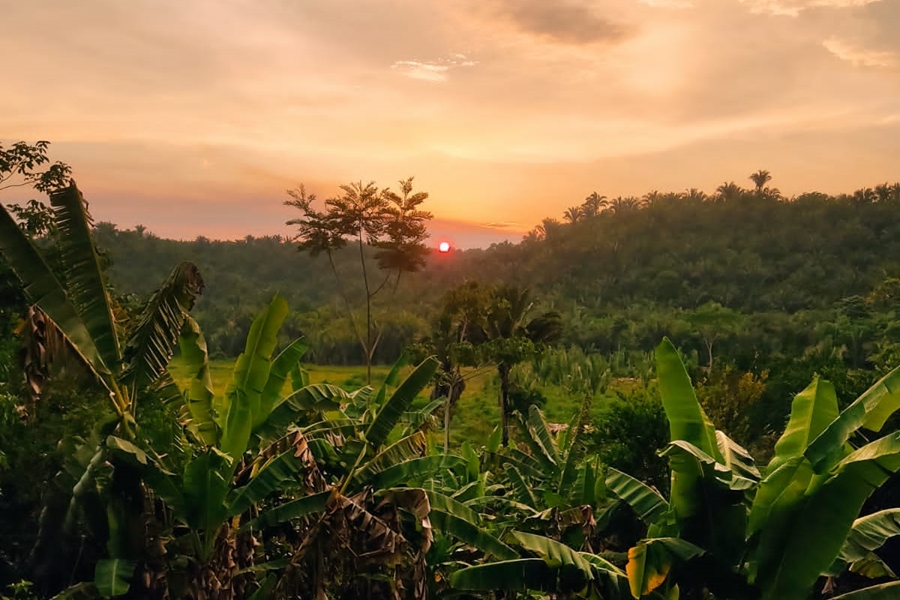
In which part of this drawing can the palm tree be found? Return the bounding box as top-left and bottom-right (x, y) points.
(482, 286), (562, 446)
(608, 196), (641, 214)
(716, 181), (743, 203)
(749, 170), (772, 191)
(563, 206), (582, 224)
(683, 188), (708, 203)
(581, 192), (607, 217)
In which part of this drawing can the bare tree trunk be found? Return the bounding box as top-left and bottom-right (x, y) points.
(499, 363), (511, 447)
(357, 231), (373, 384)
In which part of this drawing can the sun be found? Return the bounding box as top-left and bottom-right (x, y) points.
(438, 241), (451, 253)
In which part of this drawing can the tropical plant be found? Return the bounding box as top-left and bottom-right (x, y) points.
(606, 338), (900, 600)
(481, 285), (562, 446)
(0, 181), (205, 596)
(284, 178), (433, 383)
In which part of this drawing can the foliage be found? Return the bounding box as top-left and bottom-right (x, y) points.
(589, 388), (670, 493)
(284, 178), (433, 383)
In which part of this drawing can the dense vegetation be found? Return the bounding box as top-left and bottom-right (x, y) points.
(4, 142), (900, 599)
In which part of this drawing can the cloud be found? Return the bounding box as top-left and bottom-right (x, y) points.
(487, 0), (630, 45)
(739, 0), (885, 16)
(391, 54), (478, 83)
(482, 222), (521, 229)
(639, 0), (694, 8)
(823, 37), (896, 67)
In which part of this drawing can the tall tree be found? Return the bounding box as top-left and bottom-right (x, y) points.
(749, 169), (772, 191)
(482, 285), (562, 446)
(285, 178), (432, 383)
(581, 192), (607, 217)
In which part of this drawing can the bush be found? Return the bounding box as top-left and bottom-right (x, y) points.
(588, 388), (669, 493)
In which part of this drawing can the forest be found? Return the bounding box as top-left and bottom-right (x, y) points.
(3, 140), (900, 599)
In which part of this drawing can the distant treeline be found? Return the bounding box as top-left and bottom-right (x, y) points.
(93, 180), (900, 364)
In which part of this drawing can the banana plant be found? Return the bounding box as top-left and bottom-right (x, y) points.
(0, 182), (204, 597)
(606, 338), (900, 600)
(110, 294), (454, 599)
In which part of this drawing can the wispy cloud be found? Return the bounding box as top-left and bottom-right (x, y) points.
(482, 222), (522, 229)
(391, 54), (477, 83)
(740, 0), (885, 17)
(639, 0), (694, 8)
(823, 37), (896, 67)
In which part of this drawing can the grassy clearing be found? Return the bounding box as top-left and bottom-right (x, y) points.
(167, 358), (623, 447)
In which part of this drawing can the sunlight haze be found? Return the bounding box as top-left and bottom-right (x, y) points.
(3, 0), (899, 246)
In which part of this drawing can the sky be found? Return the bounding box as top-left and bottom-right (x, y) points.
(2, 0), (899, 247)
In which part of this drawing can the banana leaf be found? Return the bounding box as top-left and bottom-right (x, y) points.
(121, 261), (203, 392)
(759, 432), (900, 600)
(0, 200), (108, 381)
(655, 338), (721, 462)
(221, 295), (288, 460)
(769, 377), (839, 475)
(829, 509), (900, 578)
(94, 559), (135, 598)
(830, 581), (900, 599)
(364, 356), (438, 451)
(607, 467), (669, 525)
(807, 365), (900, 474)
(427, 490), (518, 560)
(369, 455), (467, 490)
(176, 316), (217, 445)
(257, 338), (307, 429)
(50, 184), (121, 374)
(626, 538), (703, 599)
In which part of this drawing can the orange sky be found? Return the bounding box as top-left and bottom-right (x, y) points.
(2, 0), (899, 247)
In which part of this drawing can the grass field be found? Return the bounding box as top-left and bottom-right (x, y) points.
(167, 357), (620, 446)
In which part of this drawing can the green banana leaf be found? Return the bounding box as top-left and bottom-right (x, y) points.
(221, 296), (288, 464)
(105, 436), (184, 516)
(504, 463), (540, 508)
(559, 397), (592, 498)
(758, 432), (900, 600)
(807, 365), (900, 474)
(226, 451), (306, 517)
(769, 377), (839, 475)
(372, 349), (411, 406)
(182, 450), (230, 536)
(829, 509), (900, 578)
(50, 183), (121, 374)
(528, 405), (561, 466)
(715, 430), (760, 486)
(239, 490), (332, 532)
(351, 431), (427, 486)
(830, 581), (900, 599)
(0, 200), (108, 381)
(427, 490), (518, 560)
(256, 338), (307, 430)
(571, 456), (599, 508)
(486, 448), (546, 479)
(513, 413), (558, 473)
(450, 558), (561, 592)
(369, 455), (467, 490)
(655, 338), (722, 462)
(364, 356), (438, 451)
(121, 261), (203, 392)
(512, 531), (596, 576)
(661, 441), (746, 566)
(607, 467), (669, 525)
(260, 384), (351, 439)
(93, 558), (136, 598)
(177, 316), (217, 445)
